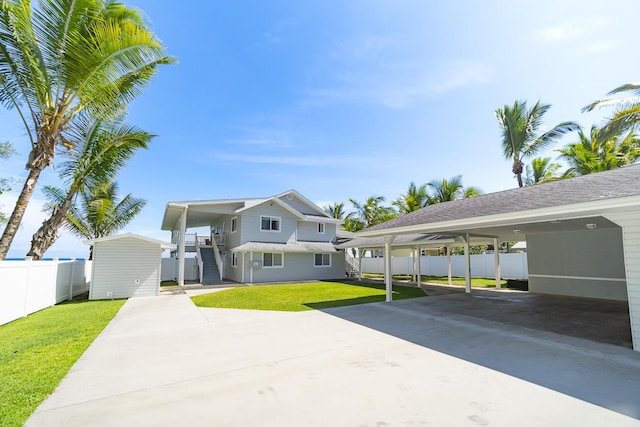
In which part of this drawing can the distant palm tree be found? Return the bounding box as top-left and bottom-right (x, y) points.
(524, 157), (562, 186)
(583, 83), (640, 136)
(393, 182), (430, 214)
(496, 100), (579, 187)
(556, 126), (640, 176)
(348, 196), (396, 230)
(323, 202), (346, 220)
(427, 176), (481, 203)
(51, 181), (146, 260)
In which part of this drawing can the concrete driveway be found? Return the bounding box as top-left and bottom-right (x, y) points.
(27, 289), (640, 426)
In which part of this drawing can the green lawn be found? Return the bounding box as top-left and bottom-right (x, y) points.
(0, 298), (125, 427)
(362, 273), (508, 288)
(191, 281), (427, 311)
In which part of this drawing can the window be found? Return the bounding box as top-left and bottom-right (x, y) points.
(260, 215), (280, 231)
(263, 252), (283, 268)
(314, 253), (331, 267)
(317, 222), (325, 234)
(231, 252), (238, 268)
(231, 216), (237, 233)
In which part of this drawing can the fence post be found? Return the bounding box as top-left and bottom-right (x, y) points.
(22, 257), (33, 318)
(69, 258), (76, 301)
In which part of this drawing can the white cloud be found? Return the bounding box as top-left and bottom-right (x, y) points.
(306, 60), (491, 109)
(534, 18), (610, 42)
(584, 41), (618, 54)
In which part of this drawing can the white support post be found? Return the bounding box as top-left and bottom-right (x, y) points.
(384, 236), (394, 302)
(463, 234), (471, 294)
(447, 246), (452, 286)
(493, 238), (501, 289)
(177, 205), (187, 286)
(249, 251), (254, 284)
(411, 248), (417, 282)
(358, 253), (362, 281)
(416, 246), (422, 286)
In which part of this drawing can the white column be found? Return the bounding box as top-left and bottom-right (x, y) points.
(464, 234), (471, 294)
(416, 246), (422, 286)
(384, 236), (394, 302)
(358, 253), (362, 281)
(177, 205), (187, 286)
(411, 247), (417, 282)
(447, 246), (452, 286)
(249, 251), (254, 284)
(493, 238), (501, 289)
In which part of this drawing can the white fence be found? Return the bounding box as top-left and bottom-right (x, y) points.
(161, 258), (198, 281)
(0, 259), (91, 326)
(361, 253), (528, 279)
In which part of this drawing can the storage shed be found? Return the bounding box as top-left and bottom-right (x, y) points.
(87, 233), (176, 300)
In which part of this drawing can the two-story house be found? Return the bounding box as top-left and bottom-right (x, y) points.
(161, 190), (346, 285)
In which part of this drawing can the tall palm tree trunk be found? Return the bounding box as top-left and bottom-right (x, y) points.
(0, 167), (43, 259)
(27, 197), (74, 260)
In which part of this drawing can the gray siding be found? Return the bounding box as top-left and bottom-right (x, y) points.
(527, 228), (627, 301)
(278, 195), (320, 215)
(90, 237), (163, 300)
(296, 221), (337, 242)
(240, 204), (297, 244)
(246, 251), (345, 283)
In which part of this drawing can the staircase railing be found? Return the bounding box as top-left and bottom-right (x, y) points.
(345, 252), (360, 278)
(195, 233), (204, 284)
(212, 240), (224, 282)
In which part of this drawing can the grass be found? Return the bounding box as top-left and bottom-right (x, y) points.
(0, 298), (125, 427)
(191, 281), (427, 312)
(362, 273), (508, 288)
(160, 280), (178, 287)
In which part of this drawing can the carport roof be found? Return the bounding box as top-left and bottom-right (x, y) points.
(359, 164), (640, 237)
(337, 233), (457, 249)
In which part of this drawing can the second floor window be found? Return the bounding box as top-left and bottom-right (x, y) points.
(317, 223), (325, 234)
(231, 216), (237, 232)
(261, 216), (280, 231)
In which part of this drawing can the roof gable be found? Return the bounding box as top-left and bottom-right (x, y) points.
(86, 233), (175, 250)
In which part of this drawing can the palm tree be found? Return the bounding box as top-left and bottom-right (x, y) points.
(49, 181), (146, 259)
(556, 126), (640, 177)
(427, 176), (481, 203)
(323, 202), (346, 220)
(583, 83), (640, 137)
(348, 196), (396, 230)
(495, 100), (579, 187)
(0, 0), (173, 259)
(0, 141), (15, 224)
(524, 157), (562, 186)
(393, 182), (430, 214)
(27, 116), (153, 259)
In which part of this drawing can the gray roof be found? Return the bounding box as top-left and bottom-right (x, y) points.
(231, 241), (338, 253)
(337, 233), (456, 249)
(363, 164), (640, 234)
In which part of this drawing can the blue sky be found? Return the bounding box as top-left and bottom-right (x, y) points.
(0, 0), (638, 258)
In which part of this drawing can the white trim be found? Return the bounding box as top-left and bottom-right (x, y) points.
(262, 252), (284, 268)
(231, 252), (238, 268)
(260, 215), (281, 232)
(317, 222), (325, 234)
(314, 253), (331, 267)
(528, 274), (626, 282)
(231, 216), (238, 233)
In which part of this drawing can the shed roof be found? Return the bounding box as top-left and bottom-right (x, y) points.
(85, 233), (176, 250)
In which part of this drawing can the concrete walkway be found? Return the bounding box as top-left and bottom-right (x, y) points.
(27, 291), (640, 426)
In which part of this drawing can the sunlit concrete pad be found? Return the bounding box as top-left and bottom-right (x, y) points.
(26, 293), (640, 426)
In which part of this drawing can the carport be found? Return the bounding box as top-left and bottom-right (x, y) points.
(356, 165), (640, 351)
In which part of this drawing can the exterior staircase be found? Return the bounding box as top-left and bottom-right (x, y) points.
(200, 247), (222, 285)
